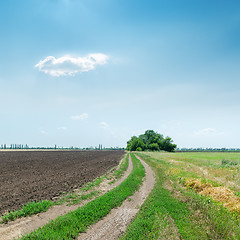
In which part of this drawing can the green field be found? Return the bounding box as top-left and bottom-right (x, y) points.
(148, 151), (240, 193)
(121, 151), (240, 239)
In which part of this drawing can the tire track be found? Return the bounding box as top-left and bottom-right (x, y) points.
(78, 154), (155, 240)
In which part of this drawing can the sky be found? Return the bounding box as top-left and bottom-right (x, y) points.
(0, 0), (240, 148)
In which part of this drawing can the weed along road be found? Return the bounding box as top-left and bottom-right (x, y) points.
(78, 154), (155, 240)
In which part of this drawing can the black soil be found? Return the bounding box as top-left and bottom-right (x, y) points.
(0, 150), (125, 215)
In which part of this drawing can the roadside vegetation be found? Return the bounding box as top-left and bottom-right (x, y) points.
(1, 154), (129, 224)
(20, 153), (145, 239)
(121, 152), (240, 239)
(1, 200), (54, 224)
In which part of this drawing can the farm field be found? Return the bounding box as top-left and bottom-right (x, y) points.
(121, 151), (240, 239)
(2, 151), (240, 239)
(0, 150), (124, 215)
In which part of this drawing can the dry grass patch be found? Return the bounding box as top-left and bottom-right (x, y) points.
(184, 179), (212, 192)
(184, 178), (240, 213)
(201, 187), (240, 212)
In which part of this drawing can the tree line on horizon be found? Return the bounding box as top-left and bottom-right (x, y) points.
(127, 130), (177, 152)
(176, 148), (240, 152)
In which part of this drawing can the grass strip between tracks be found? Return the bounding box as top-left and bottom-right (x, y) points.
(1, 154), (129, 224)
(120, 153), (240, 240)
(20, 153), (145, 239)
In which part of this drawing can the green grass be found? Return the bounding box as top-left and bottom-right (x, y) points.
(110, 153), (129, 181)
(1, 153), (129, 224)
(148, 151), (240, 193)
(120, 152), (240, 240)
(80, 153), (129, 191)
(1, 200), (54, 224)
(55, 191), (100, 206)
(20, 153), (144, 239)
(149, 151), (240, 168)
(80, 177), (104, 191)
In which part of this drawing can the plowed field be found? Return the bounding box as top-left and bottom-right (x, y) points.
(0, 150), (124, 215)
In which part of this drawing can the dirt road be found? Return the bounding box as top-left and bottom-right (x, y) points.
(79, 154), (155, 240)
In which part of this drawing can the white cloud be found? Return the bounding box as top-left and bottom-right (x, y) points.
(71, 113), (88, 120)
(100, 121), (109, 129)
(58, 126), (67, 130)
(40, 130), (48, 135)
(35, 53), (109, 77)
(195, 128), (224, 137)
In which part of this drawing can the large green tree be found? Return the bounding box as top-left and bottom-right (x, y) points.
(127, 130), (177, 152)
(126, 136), (145, 151)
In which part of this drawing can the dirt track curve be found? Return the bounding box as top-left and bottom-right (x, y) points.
(78, 154), (155, 240)
(0, 155), (133, 240)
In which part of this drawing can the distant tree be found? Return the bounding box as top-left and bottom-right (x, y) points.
(127, 130), (176, 152)
(159, 136), (177, 152)
(148, 143), (159, 151)
(126, 136), (145, 151)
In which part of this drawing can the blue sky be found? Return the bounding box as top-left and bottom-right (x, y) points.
(1, 0), (240, 148)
